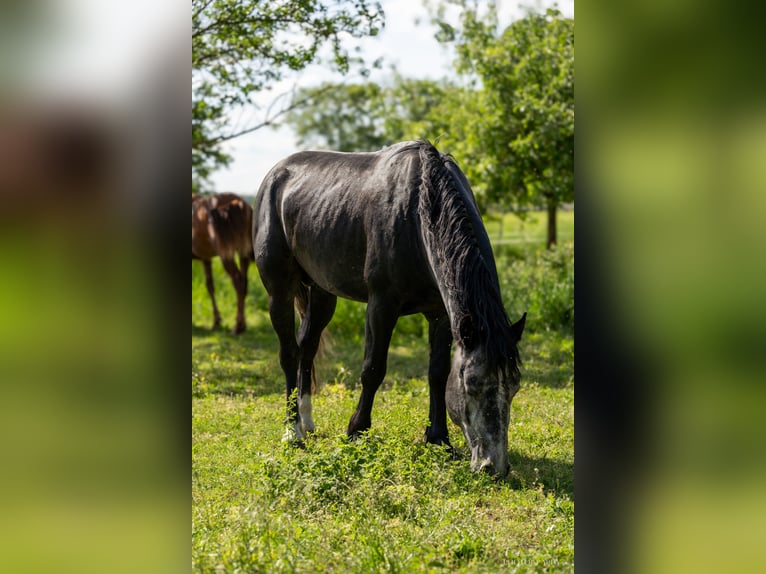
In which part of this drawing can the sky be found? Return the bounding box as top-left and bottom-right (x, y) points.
(210, 0), (574, 195)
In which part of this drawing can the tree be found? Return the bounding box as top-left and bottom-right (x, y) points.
(432, 4), (574, 248)
(285, 83), (388, 151)
(284, 76), (456, 152)
(192, 0), (384, 191)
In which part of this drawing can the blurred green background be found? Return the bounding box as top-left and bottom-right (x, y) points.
(580, 1), (766, 572)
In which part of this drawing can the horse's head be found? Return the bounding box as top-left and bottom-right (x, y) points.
(446, 312), (526, 477)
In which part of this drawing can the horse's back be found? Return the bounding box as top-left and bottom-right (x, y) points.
(253, 142), (441, 309)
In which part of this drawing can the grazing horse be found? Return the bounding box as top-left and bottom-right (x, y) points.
(252, 140), (526, 476)
(192, 192), (253, 334)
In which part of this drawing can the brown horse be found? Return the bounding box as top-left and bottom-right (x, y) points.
(192, 192), (253, 334)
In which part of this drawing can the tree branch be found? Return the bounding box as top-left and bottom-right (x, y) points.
(198, 84), (338, 146)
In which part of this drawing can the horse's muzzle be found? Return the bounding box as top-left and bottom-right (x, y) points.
(474, 458), (510, 478)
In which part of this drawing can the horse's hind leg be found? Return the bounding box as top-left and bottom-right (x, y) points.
(221, 256), (246, 334)
(296, 286), (337, 435)
(202, 260), (221, 330)
(425, 310), (453, 446)
(347, 296), (399, 438)
(264, 281), (302, 440)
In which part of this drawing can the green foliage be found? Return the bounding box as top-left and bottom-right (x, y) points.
(483, 208), (574, 246)
(192, 0), (385, 190)
(285, 83), (388, 152)
(284, 76), (457, 151)
(280, 4), (573, 243)
(431, 4), (574, 218)
(496, 241), (575, 335)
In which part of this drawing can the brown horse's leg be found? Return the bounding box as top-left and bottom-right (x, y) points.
(235, 255), (250, 333)
(239, 255), (250, 302)
(347, 296), (399, 438)
(202, 260), (221, 330)
(220, 257), (246, 334)
(424, 310), (453, 446)
(296, 286), (337, 434)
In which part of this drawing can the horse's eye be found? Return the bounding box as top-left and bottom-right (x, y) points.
(464, 374), (482, 393)
(460, 367), (480, 393)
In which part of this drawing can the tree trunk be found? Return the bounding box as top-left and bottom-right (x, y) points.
(546, 202), (557, 249)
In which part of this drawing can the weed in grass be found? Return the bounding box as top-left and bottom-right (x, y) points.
(193, 380), (574, 572)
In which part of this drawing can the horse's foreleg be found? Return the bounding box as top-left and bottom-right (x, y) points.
(347, 297), (399, 438)
(425, 311), (453, 446)
(296, 286), (337, 435)
(221, 257), (246, 334)
(202, 260), (221, 329)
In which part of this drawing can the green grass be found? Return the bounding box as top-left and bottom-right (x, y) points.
(483, 209), (574, 245)
(192, 210), (574, 573)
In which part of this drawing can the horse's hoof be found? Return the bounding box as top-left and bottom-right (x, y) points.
(425, 426), (451, 447)
(281, 426), (305, 447)
(346, 429), (364, 442)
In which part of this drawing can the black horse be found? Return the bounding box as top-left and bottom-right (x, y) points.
(252, 140), (525, 476)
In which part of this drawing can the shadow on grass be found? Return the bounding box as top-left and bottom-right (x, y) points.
(193, 312), (572, 401)
(192, 317), (286, 397)
(521, 330), (574, 389)
(318, 322), (573, 391)
(191, 323), (217, 337)
(444, 445), (574, 498)
(507, 451), (574, 498)
(324, 334), (432, 388)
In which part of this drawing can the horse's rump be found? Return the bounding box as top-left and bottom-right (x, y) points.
(206, 193), (253, 260)
(192, 194), (215, 260)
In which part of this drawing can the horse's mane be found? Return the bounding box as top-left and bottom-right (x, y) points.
(417, 141), (521, 384)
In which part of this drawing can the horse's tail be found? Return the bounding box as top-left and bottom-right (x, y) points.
(294, 283), (332, 394)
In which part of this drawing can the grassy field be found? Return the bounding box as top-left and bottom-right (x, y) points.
(192, 210), (574, 573)
(483, 209), (574, 245)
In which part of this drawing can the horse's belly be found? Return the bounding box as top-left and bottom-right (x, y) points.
(293, 244), (370, 302)
(309, 268), (369, 303)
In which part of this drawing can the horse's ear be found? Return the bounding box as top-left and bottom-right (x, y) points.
(458, 315), (476, 351)
(511, 312), (527, 342)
